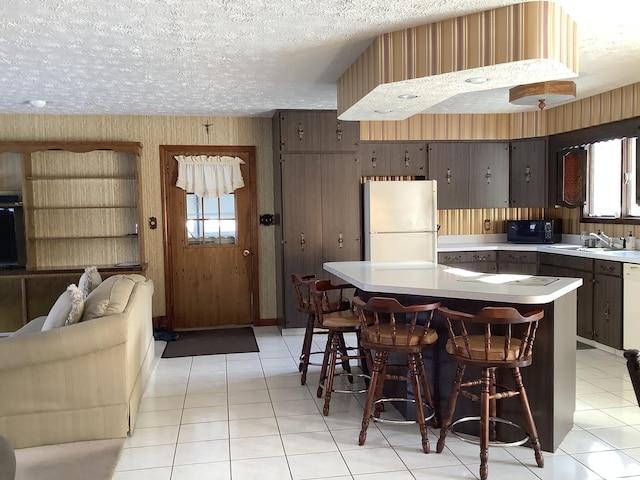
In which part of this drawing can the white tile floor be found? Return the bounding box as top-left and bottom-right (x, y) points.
(113, 327), (640, 480)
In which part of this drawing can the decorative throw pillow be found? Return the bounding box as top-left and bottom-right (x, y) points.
(78, 266), (103, 298)
(41, 284), (85, 331)
(82, 275), (137, 321)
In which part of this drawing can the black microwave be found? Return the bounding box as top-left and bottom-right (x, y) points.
(506, 220), (562, 244)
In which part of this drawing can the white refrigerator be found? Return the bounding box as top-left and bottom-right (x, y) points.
(363, 180), (438, 262)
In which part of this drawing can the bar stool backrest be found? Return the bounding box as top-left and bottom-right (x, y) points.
(308, 279), (353, 323)
(291, 273), (317, 314)
(437, 306), (544, 367)
(353, 296), (440, 347)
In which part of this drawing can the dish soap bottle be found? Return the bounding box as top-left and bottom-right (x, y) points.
(627, 231), (636, 250)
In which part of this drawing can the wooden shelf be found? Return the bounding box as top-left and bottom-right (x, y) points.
(25, 176), (136, 180)
(29, 205), (137, 210)
(30, 234), (138, 241)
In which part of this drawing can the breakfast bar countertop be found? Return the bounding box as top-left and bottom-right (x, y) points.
(323, 260), (582, 305)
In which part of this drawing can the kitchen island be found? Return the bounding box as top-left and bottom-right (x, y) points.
(324, 260), (582, 453)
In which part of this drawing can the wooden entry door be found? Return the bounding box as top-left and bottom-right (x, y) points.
(161, 145), (258, 329)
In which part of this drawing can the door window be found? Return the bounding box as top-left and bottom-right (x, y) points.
(186, 192), (237, 245)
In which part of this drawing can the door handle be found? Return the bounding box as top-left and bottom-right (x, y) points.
(242, 249), (251, 257)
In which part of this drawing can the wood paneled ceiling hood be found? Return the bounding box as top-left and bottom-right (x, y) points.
(337, 1), (578, 121)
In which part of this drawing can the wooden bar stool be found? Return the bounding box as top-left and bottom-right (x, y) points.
(291, 273), (350, 385)
(311, 280), (368, 416)
(436, 306), (545, 480)
(353, 296), (440, 454)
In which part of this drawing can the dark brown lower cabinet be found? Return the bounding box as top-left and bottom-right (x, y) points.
(438, 250), (497, 273)
(498, 250), (538, 274)
(539, 253), (622, 349)
(593, 260), (623, 349)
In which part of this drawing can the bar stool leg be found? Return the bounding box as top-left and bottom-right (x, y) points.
(416, 353), (438, 428)
(489, 368), (497, 442)
(512, 367), (544, 468)
(479, 367), (491, 480)
(322, 331), (340, 416)
(337, 332), (353, 377)
(317, 332), (333, 398)
(408, 353), (430, 453)
(437, 363), (466, 453)
(373, 352), (389, 417)
(299, 313), (315, 384)
(359, 350), (385, 446)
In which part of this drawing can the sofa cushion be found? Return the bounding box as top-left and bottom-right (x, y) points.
(82, 275), (138, 321)
(41, 284), (85, 331)
(10, 316), (47, 337)
(78, 266), (102, 298)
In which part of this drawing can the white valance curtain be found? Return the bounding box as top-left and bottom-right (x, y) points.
(174, 155), (245, 198)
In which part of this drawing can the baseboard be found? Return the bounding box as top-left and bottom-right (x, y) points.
(254, 317), (278, 327)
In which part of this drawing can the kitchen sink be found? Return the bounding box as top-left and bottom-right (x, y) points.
(548, 245), (617, 252)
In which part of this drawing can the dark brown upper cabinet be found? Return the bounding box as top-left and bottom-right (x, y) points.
(357, 141), (427, 177)
(428, 141), (509, 209)
(509, 137), (548, 208)
(278, 110), (359, 153)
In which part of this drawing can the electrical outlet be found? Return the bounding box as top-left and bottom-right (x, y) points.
(483, 219), (491, 232)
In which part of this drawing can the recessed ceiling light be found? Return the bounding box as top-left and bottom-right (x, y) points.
(29, 100), (47, 108)
(465, 77), (488, 84)
(398, 94), (418, 99)
(374, 109), (393, 114)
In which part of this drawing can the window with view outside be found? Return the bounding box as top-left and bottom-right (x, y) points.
(186, 192), (237, 245)
(585, 137), (639, 219)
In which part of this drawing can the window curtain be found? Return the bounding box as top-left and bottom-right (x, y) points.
(174, 155), (245, 198)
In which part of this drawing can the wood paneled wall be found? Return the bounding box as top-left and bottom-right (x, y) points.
(362, 81), (640, 236)
(0, 115), (275, 319)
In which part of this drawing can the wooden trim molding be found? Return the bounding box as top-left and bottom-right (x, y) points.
(0, 141), (142, 155)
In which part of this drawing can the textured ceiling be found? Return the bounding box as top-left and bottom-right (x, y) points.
(1, 0), (639, 117)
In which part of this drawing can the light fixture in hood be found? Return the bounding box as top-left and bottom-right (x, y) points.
(509, 80), (577, 110)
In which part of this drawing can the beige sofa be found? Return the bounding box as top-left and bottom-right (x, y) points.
(0, 273), (154, 448)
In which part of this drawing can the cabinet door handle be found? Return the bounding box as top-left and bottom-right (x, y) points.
(300, 232), (306, 251)
(604, 301), (610, 320)
(338, 232), (344, 249)
(297, 123), (304, 142)
(485, 167), (492, 184)
(336, 122), (343, 142)
(472, 254), (489, 261)
(404, 150), (410, 169)
(446, 168), (452, 184)
(525, 166), (531, 183)
(371, 151), (377, 169)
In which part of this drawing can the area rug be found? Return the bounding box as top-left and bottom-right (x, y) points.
(14, 438), (124, 480)
(161, 326), (259, 358)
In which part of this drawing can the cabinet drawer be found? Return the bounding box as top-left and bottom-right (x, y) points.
(498, 251), (537, 263)
(439, 250), (496, 263)
(594, 259), (622, 276)
(468, 251), (497, 262)
(438, 251), (470, 264)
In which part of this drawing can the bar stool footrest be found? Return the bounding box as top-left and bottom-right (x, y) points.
(320, 372), (370, 394)
(372, 398), (435, 425)
(450, 416), (529, 447)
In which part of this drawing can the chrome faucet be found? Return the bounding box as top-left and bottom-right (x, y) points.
(589, 231), (614, 248)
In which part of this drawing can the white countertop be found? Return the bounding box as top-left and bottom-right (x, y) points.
(324, 260), (582, 304)
(437, 236), (640, 264)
